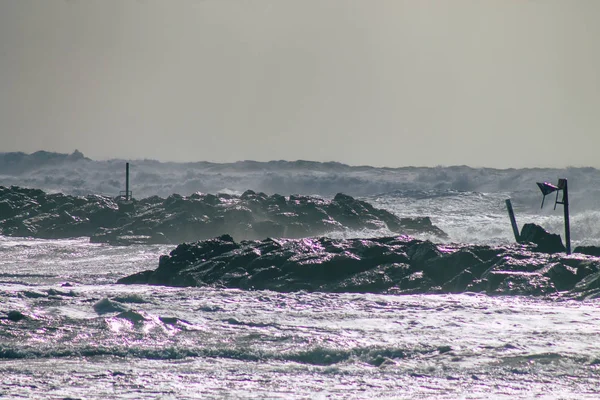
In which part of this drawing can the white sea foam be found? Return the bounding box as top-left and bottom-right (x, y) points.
(2, 152), (600, 204)
(2, 154), (600, 398)
(4, 152), (600, 245)
(0, 237), (599, 399)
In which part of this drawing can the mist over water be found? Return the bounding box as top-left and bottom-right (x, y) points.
(7, 151), (599, 245)
(2, 151), (600, 200)
(1, 152), (600, 398)
(368, 190), (600, 247)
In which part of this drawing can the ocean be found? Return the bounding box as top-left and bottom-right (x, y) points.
(1, 154), (600, 398)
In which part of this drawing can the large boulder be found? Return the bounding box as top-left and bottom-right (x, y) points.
(574, 246), (600, 257)
(485, 271), (557, 296)
(539, 263), (579, 291)
(519, 223), (566, 254)
(422, 249), (484, 285)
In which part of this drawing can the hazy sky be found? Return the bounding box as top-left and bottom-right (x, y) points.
(0, 0), (598, 167)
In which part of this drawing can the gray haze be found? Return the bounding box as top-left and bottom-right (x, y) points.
(1, 0), (598, 168)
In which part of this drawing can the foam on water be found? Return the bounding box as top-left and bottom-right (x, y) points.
(3, 151), (600, 203)
(0, 237), (600, 399)
(367, 190), (600, 246)
(4, 153), (600, 245)
(2, 154), (600, 398)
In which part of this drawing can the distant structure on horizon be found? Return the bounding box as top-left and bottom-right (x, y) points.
(118, 162), (134, 212)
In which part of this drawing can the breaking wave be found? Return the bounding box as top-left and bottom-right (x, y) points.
(2, 152), (600, 207)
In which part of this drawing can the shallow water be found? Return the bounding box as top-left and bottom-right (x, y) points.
(1, 236), (600, 399)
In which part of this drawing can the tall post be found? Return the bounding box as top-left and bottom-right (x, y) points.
(560, 178), (571, 254)
(505, 199), (520, 242)
(125, 162), (130, 201)
(536, 179), (571, 255)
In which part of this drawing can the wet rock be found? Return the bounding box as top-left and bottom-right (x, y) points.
(519, 223), (566, 254)
(115, 310), (148, 324)
(21, 290), (46, 299)
(574, 246), (600, 257)
(93, 298), (129, 314)
(465, 278), (489, 293)
(0, 200), (18, 219)
(116, 269), (154, 285)
(396, 271), (437, 294)
(422, 249), (483, 285)
(251, 220), (285, 238)
(159, 316), (190, 325)
(0, 186), (447, 245)
(485, 253), (551, 274)
(540, 263), (579, 291)
(575, 288), (600, 301)
(46, 288), (76, 297)
(7, 310), (26, 322)
(442, 270), (475, 293)
(117, 235), (600, 299)
(485, 271), (557, 296)
(407, 241), (442, 268)
(571, 271), (600, 293)
(573, 259), (600, 281)
(397, 217), (448, 239)
(326, 263), (412, 293)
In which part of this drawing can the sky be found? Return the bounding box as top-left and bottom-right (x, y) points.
(0, 0), (598, 168)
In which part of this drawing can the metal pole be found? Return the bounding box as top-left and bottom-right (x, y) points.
(125, 162), (130, 201)
(505, 199), (520, 242)
(562, 179), (571, 254)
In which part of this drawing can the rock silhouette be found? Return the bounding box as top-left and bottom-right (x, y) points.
(118, 234), (600, 300)
(0, 186), (447, 245)
(519, 223), (566, 254)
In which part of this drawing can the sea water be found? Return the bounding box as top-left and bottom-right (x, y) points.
(1, 191), (600, 399)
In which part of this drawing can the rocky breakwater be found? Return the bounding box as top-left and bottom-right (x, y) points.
(117, 225), (600, 300)
(0, 186), (446, 245)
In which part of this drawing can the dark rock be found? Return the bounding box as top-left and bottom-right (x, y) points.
(465, 278), (488, 293)
(0, 186), (447, 245)
(93, 298), (129, 314)
(116, 235), (588, 298)
(469, 245), (505, 264)
(485, 254), (551, 274)
(574, 246), (600, 257)
(397, 217), (448, 239)
(7, 310), (26, 322)
(575, 288), (600, 301)
(240, 189), (257, 200)
(485, 271), (557, 296)
(325, 263), (408, 293)
(407, 241), (442, 268)
(0, 200), (18, 219)
(442, 269), (475, 293)
(116, 270), (154, 285)
(422, 249), (483, 285)
(575, 260), (600, 280)
(519, 223), (566, 254)
(396, 271), (437, 294)
(540, 263), (579, 291)
(572, 270), (600, 293)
